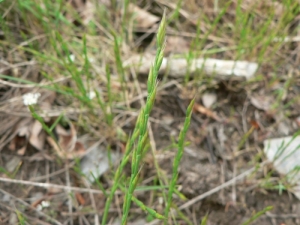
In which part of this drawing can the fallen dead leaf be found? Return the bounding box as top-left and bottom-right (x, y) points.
(29, 120), (46, 151)
(9, 113), (51, 155)
(129, 3), (159, 29)
(55, 124), (77, 152)
(9, 135), (26, 152)
(17, 124), (31, 137)
(17, 146), (27, 155)
(14, 117), (33, 138)
(47, 121), (86, 159)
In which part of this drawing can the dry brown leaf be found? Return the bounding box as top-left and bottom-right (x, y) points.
(8, 136), (25, 151)
(18, 126), (30, 137)
(8, 117), (34, 154)
(29, 120), (46, 151)
(15, 117), (33, 137)
(56, 124), (77, 152)
(129, 3), (159, 29)
(8, 135), (24, 154)
(47, 137), (86, 159)
(193, 103), (221, 122)
(47, 122), (86, 159)
(17, 146), (27, 156)
(9, 116), (49, 155)
(74, 141), (86, 154)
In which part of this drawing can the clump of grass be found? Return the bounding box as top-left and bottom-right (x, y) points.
(102, 9), (195, 224)
(120, 10), (167, 224)
(100, 10), (169, 221)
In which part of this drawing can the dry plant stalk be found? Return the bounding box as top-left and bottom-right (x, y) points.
(124, 53), (258, 79)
